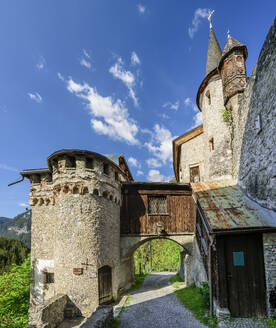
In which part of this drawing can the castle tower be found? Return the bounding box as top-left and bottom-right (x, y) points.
(23, 150), (133, 319)
(218, 33), (248, 180)
(218, 32), (248, 106)
(196, 15), (233, 181)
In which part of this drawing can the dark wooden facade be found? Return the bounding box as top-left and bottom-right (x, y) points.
(195, 206), (267, 317)
(120, 183), (196, 235)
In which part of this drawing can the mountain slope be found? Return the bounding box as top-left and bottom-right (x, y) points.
(0, 211), (31, 248)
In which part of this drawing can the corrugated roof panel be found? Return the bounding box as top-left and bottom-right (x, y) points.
(192, 180), (274, 231)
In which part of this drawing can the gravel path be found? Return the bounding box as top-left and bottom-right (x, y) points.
(119, 272), (208, 328)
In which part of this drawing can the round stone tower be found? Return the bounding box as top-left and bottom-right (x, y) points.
(196, 21), (233, 181)
(218, 33), (248, 106)
(24, 149), (133, 317)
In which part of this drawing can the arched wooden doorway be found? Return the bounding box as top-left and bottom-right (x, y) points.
(98, 265), (112, 304)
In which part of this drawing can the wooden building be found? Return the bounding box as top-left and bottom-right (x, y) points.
(120, 182), (196, 235)
(192, 180), (276, 317)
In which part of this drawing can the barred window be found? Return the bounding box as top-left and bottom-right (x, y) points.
(148, 196), (167, 215)
(45, 272), (54, 284)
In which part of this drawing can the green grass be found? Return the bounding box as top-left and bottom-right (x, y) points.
(126, 273), (147, 293)
(265, 318), (276, 327)
(169, 273), (185, 289)
(174, 283), (217, 328)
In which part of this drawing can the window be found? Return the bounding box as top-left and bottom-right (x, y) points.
(103, 163), (109, 175)
(115, 172), (119, 181)
(209, 137), (214, 151)
(86, 157), (94, 169)
(45, 272), (54, 283)
(190, 166), (200, 183)
(66, 156), (76, 168)
(148, 196), (167, 215)
(205, 90), (211, 105)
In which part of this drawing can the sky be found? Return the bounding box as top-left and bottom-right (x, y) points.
(0, 1), (275, 218)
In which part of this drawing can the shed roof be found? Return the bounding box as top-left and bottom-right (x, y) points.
(192, 180), (276, 233)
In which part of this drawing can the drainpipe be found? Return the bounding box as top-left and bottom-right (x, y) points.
(208, 237), (215, 316)
(8, 176), (24, 186)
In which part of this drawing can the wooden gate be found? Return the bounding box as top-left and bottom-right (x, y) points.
(225, 234), (266, 317)
(98, 266), (112, 304)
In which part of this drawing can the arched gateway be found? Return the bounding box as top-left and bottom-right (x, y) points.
(16, 149), (206, 324)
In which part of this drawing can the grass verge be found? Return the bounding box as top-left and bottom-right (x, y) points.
(265, 318), (276, 327)
(169, 273), (185, 289)
(126, 273), (147, 293)
(173, 282), (217, 328)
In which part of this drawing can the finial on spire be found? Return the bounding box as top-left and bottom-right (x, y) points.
(227, 29), (231, 38)
(208, 10), (215, 29)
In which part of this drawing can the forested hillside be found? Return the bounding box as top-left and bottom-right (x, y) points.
(134, 239), (182, 273)
(0, 210), (31, 248)
(0, 256), (30, 328)
(0, 237), (30, 275)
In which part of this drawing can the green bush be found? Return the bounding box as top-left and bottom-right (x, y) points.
(222, 108), (231, 123)
(0, 255), (30, 328)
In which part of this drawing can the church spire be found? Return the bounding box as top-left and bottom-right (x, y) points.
(205, 10), (222, 76)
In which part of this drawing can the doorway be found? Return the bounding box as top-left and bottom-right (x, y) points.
(98, 266), (112, 304)
(225, 234), (266, 317)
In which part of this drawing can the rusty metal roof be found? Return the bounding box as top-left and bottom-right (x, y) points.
(192, 180), (275, 232)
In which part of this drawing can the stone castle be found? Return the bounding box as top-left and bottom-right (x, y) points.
(12, 17), (275, 325)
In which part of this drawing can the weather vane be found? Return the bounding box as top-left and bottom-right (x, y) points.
(208, 10), (215, 29)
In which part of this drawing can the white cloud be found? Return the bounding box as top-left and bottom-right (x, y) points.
(184, 97), (202, 127)
(109, 58), (138, 106)
(0, 163), (18, 172)
(67, 78), (139, 145)
(188, 8), (211, 39)
(146, 158), (161, 168)
(80, 58), (92, 69)
(137, 4), (146, 14)
(192, 111), (203, 128)
(131, 51), (141, 65)
(19, 202), (29, 207)
(145, 124), (175, 164)
(137, 170), (144, 176)
(83, 49), (90, 58)
(128, 156), (141, 168)
(147, 169), (169, 182)
(28, 92), (42, 103)
(57, 72), (65, 81)
(162, 101), (180, 111)
(36, 56), (46, 70)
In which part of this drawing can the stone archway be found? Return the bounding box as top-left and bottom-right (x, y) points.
(119, 234), (195, 291)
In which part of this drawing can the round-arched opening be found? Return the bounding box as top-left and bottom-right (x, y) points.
(134, 238), (183, 275)
(93, 189), (99, 196)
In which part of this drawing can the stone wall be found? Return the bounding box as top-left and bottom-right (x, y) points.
(179, 133), (205, 183)
(28, 151), (127, 318)
(28, 294), (72, 328)
(263, 233), (276, 317)
(237, 19), (276, 211)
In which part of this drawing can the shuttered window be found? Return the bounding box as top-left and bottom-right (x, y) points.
(148, 196), (167, 215)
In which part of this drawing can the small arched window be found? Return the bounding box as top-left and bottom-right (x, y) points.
(93, 189), (99, 196)
(205, 90), (211, 105)
(83, 187), (89, 195)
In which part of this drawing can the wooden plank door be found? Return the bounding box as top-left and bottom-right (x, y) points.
(98, 266), (112, 304)
(225, 234), (266, 317)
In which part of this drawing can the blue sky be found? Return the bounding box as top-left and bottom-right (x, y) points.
(0, 1), (275, 218)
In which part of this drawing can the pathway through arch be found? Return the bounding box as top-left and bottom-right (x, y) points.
(119, 272), (208, 328)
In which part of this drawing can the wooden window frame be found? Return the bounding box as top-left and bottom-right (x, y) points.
(189, 165), (200, 183)
(148, 195), (168, 216)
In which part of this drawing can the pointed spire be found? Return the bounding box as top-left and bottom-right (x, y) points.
(222, 34), (247, 59)
(205, 27), (222, 76)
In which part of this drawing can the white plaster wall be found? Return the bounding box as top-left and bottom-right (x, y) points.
(179, 133), (205, 183)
